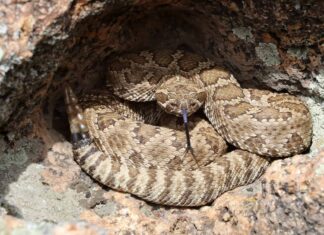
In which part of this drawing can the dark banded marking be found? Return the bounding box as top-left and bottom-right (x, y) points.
(75, 145), (98, 166)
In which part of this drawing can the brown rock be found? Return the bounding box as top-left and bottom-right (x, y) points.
(0, 0), (323, 234)
(41, 141), (80, 192)
(1, 150), (323, 234)
(252, 152), (324, 234)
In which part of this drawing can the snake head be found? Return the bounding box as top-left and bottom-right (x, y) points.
(155, 76), (206, 117)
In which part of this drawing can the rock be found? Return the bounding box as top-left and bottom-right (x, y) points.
(0, 0), (323, 234)
(252, 152), (324, 234)
(0, 0), (323, 130)
(1, 143), (323, 234)
(0, 215), (107, 235)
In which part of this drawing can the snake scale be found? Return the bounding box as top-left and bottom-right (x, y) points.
(64, 49), (312, 207)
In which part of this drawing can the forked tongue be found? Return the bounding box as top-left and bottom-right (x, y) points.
(181, 109), (192, 150)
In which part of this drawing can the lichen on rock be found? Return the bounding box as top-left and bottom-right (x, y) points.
(0, 0), (323, 234)
(255, 43), (281, 66)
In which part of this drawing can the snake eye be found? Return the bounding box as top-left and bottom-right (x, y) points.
(155, 92), (168, 103)
(169, 102), (177, 108)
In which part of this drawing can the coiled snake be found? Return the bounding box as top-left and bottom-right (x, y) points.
(64, 50), (312, 206)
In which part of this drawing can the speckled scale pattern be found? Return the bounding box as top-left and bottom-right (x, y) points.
(64, 50), (312, 206)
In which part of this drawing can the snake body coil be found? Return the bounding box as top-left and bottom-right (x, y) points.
(65, 50), (312, 206)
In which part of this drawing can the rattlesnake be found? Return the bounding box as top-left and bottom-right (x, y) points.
(64, 49), (312, 207)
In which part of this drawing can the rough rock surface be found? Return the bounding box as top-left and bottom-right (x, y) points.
(0, 0), (323, 234)
(1, 138), (323, 234)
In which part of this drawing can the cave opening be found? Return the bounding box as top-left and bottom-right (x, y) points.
(46, 1), (262, 138)
(0, 0), (323, 230)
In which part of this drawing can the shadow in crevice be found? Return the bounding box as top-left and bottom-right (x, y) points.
(0, 134), (45, 218)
